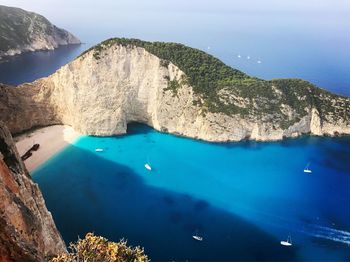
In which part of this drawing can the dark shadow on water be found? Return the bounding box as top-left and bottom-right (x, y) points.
(316, 138), (350, 174)
(127, 122), (154, 136)
(33, 145), (299, 261)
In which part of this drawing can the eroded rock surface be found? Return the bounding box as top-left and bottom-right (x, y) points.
(0, 121), (66, 261)
(0, 43), (349, 142)
(0, 5), (80, 59)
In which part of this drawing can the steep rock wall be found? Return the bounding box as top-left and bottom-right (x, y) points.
(0, 45), (349, 141)
(0, 122), (66, 261)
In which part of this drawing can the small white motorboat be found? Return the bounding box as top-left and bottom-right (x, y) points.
(192, 234), (203, 241)
(95, 148), (104, 152)
(303, 163), (312, 174)
(280, 235), (292, 247)
(145, 163), (152, 171)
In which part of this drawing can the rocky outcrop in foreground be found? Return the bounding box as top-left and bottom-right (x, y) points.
(0, 122), (66, 261)
(0, 5), (80, 59)
(0, 39), (349, 141)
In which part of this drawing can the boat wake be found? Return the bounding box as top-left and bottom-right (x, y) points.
(300, 224), (350, 245)
(236, 206), (350, 246)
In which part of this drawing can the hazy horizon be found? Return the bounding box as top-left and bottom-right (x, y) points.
(1, 0), (350, 43)
(1, 0), (349, 96)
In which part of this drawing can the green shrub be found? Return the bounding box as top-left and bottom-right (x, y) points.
(79, 38), (350, 128)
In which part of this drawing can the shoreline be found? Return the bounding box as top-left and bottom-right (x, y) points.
(14, 125), (81, 173)
(0, 43), (83, 62)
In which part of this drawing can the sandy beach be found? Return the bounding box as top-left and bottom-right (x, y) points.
(15, 125), (81, 173)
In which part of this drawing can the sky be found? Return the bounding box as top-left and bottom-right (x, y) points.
(1, 0), (350, 41)
(1, 0), (349, 95)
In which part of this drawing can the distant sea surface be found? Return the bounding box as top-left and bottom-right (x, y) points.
(0, 44), (87, 85)
(33, 124), (350, 261)
(0, 6), (349, 97)
(1, 5), (350, 261)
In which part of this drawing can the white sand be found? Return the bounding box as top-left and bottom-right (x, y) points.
(15, 125), (81, 173)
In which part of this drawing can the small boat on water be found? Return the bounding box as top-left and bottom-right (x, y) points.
(303, 163), (312, 173)
(192, 234), (203, 241)
(145, 163), (152, 171)
(95, 148), (104, 152)
(280, 235), (292, 247)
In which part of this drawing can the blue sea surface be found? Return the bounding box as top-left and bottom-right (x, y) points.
(1, 2), (349, 260)
(0, 44), (87, 86)
(33, 124), (350, 261)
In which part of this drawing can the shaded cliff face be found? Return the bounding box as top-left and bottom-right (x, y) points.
(0, 5), (80, 59)
(0, 122), (66, 261)
(0, 41), (349, 141)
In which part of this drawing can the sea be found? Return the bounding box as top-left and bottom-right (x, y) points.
(32, 124), (350, 261)
(1, 1), (350, 260)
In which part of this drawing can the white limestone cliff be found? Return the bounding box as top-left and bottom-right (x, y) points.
(0, 44), (349, 142)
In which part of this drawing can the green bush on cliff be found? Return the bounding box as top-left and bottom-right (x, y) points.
(51, 233), (148, 262)
(164, 79), (181, 97)
(80, 38), (350, 128)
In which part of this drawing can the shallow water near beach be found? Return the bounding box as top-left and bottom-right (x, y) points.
(33, 123), (350, 261)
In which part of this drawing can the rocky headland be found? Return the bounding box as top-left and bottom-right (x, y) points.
(0, 5), (80, 60)
(0, 37), (349, 261)
(0, 38), (349, 142)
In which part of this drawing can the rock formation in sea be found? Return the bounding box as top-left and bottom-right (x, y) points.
(0, 5), (80, 59)
(0, 121), (66, 261)
(0, 38), (349, 142)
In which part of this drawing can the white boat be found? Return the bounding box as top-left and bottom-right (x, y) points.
(145, 163), (152, 171)
(303, 163), (312, 173)
(95, 148), (104, 152)
(192, 234), (203, 241)
(280, 235), (292, 246)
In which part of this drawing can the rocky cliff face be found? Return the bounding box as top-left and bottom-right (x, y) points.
(0, 122), (66, 261)
(0, 41), (349, 142)
(0, 5), (80, 59)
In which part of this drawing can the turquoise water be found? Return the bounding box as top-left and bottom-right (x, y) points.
(33, 124), (350, 261)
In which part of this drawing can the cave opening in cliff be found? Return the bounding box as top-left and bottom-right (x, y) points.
(126, 122), (153, 136)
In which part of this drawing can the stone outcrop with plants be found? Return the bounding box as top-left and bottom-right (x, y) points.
(0, 38), (349, 141)
(0, 5), (80, 59)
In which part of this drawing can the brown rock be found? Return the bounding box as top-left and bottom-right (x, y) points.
(0, 121), (66, 261)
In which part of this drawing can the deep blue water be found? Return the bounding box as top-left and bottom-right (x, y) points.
(33, 124), (350, 261)
(0, 44), (88, 86)
(1, 2), (350, 260)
